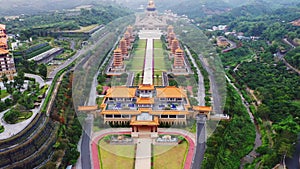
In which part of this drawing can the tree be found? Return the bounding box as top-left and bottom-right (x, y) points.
(257, 104), (271, 120)
(38, 64), (47, 78)
(14, 71), (25, 91)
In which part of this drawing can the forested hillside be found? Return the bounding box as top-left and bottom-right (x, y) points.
(1, 4), (132, 40)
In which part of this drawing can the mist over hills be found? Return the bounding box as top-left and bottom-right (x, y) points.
(0, 0), (95, 16)
(0, 0), (299, 16)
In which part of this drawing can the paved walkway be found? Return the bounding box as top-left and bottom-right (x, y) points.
(135, 138), (152, 169)
(143, 38), (154, 85)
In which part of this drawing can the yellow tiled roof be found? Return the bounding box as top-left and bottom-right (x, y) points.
(150, 111), (189, 115)
(0, 48), (8, 55)
(136, 97), (155, 104)
(138, 84), (155, 90)
(130, 116), (159, 126)
(101, 110), (141, 115)
(78, 105), (98, 111)
(193, 106), (212, 112)
(105, 87), (136, 98)
(156, 86), (187, 98)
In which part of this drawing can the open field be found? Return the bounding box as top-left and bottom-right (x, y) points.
(71, 24), (99, 32)
(153, 141), (188, 169)
(98, 139), (135, 169)
(154, 40), (170, 72)
(125, 39), (146, 73)
(0, 90), (9, 99)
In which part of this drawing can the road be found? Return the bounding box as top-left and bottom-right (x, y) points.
(79, 63), (98, 169)
(222, 37), (237, 53)
(285, 136), (300, 169)
(191, 115), (207, 169)
(283, 38), (296, 49)
(25, 73), (47, 87)
(184, 46), (205, 106)
(225, 75), (262, 166)
(48, 31), (109, 79)
(199, 55), (223, 115)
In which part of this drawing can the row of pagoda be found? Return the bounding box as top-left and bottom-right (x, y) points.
(167, 25), (188, 74)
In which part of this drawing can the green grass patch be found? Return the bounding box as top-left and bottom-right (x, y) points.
(0, 90), (9, 99)
(0, 125), (4, 133)
(98, 139), (135, 169)
(126, 39), (146, 73)
(153, 140), (188, 169)
(3, 108), (33, 124)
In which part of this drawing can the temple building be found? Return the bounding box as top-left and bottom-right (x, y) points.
(135, 0), (167, 30)
(167, 25), (174, 37)
(127, 25), (133, 38)
(100, 84), (195, 137)
(113, 48), (123, 68)
(124, 31), (131, 47)
(119, 38), (128, 56)
(171, 39), (180, 55)
(0, 24), (16, 80)
(173, 48), (185, 68)
(168, 32), (175, 47)
(172, 48), (188, 74)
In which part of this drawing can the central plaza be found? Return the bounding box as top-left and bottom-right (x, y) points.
(79, 1), (213, 169)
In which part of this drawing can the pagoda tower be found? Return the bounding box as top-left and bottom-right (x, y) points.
(168, 32), (175, 47)
(167, 25), (174, 37)
(174, 48), (185, 68)
(171, 39), (179, 55)
(127, 25), (133, 38)
(120, 38), (128, 56)
(113, 48), (123, 68)
(0, 24), (16, 80)
(124, 31), (131, 47)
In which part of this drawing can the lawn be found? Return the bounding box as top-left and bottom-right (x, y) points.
(0, 90), (9, 99)
(98, 139), (135, 169)
(154, 40), (170, 71)
(153, 140), (188, 169)
(126, 39), (146, 73)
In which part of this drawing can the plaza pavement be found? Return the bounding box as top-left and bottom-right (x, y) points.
(143, 38), (154, 85)
(135, 138), (152, 169)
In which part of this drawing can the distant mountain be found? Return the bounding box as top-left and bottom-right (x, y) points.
(0, 0), (95, 16)
(0, 0), (298, 16)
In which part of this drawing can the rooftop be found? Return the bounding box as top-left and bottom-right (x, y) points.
(0, 24), (6, 30)
(156, 86), (187, 98)
(106, 87), (136, 98)
(138, 84), (155, 90)
(136, 97), (155, 104)
(0, 48), (8, 55)
(193, 106), (212, 112)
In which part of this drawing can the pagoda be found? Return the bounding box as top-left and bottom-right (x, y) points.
(171, 39), (179, 55)
(113, 48), (123, 68)
(172, 48), (188, 74)
(119, 38), (128, 57)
